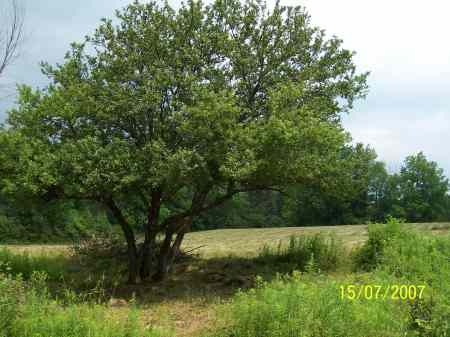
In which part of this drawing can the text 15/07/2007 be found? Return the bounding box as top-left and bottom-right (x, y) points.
(339, 284), (426, 300)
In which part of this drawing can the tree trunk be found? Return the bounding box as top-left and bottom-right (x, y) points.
(139, 232), (157, 279)
(106, 198), (139, 284)
(140, 189), (162, 280)
(152, 217), (192, 281)
(127, 245), (139, 284)
(152, 189), (207, 281)
(152, 230), (173, 281)
(167, 227), (187, 265)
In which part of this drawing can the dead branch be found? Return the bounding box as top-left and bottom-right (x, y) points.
(0, 0), (24, 77)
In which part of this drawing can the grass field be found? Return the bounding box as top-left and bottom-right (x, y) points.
(7, 222), (450, 257)
(1, 222), (450, 337)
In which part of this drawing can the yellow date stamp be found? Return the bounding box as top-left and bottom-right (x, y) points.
(339, 284), (426, 300)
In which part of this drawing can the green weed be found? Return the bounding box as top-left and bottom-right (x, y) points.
(0, 248), (69, 281)
(258, 233), (344, 273)
(0, 272), (167, 337)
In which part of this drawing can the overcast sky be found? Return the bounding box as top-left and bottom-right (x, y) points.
(1, 0), (449, 176)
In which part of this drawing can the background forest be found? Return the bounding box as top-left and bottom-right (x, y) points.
(1, 150), (449, 242)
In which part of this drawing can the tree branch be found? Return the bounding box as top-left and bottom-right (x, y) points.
(0, 0), (24, 77)
(160, 184), (284, 230)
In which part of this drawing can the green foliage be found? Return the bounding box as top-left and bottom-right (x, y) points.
(258, 234), (344, 273)
(0, 273), (24, 335)
(367, 161), (391, 221)
(212, 223), (450, 337)
(395, 152), (449, 222)
(250, 151), (450, 228)
(0, 194), (114, 243)
(352, 217), (404, 271)
(0, 214), (26, 242)
(367, 152), (450, 224)
(282, 144), (378, 226)
(197, 150), (450, 230)
(351, 217), (450, 336)
(376, 230), (450, 336)
(212, 273), (408, 337)
(194, 191), (284, 230)
(2, 0), (366, 202)
(0, 272), (165, 337)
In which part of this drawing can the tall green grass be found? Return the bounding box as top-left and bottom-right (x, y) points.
(258, 233), (344, 273)
(213, 273), (409, 337)
(0, 247), (122, 290)
(0, 248), (69, 280)
(374, 226), (450, 336)
(0, 272), (167, 337)
(214, 220), (450, 337)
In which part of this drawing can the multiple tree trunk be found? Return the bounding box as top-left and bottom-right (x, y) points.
(106, 190), (199, 284)
(107, 184), (278, 283)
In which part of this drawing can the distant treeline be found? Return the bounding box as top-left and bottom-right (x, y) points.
(196, 151), (450, 229)
(1, 150), (448, 242)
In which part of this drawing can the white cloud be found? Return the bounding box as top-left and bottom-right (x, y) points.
(274, 0), (450, 176)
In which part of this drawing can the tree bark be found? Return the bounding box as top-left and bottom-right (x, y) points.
(106, 198), (139, 284)
(152, 216), (192, 281)
(139, 231), (157, 279)
(140, 189), (162, 280)
(152, 229), (174, 281)
(168, 218), (191, 265)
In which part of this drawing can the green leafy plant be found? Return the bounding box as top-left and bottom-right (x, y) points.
(0, 272), (167, 337)
(258, 233), (344, 273)
(352, 216), (404, 271)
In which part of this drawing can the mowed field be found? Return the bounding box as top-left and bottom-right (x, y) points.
(6, 222), (450, 257)
(2, 222), (450, 337)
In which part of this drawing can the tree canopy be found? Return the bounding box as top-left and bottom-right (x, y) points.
(0, 0), (368, 283)
(391, 152), (449, 221)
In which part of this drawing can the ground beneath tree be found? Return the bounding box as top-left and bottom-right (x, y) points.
(2, 222), (450, 337)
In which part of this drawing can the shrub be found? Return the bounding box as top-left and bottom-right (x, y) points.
(352, 217), (404, 271)
(71, 232), (128, 272)
(258, 233), (344, 273)
(351, 217), (450, 336)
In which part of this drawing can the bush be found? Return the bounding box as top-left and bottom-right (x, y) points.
(72, 232), (128, 268)
(351, 218), (450, 336)
(352, 217), (404, 271)
(258, 233), (344, 273)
